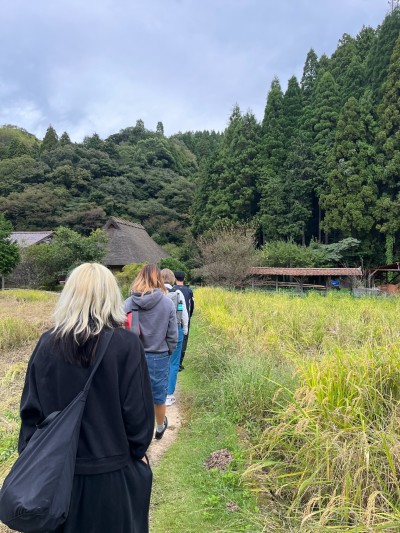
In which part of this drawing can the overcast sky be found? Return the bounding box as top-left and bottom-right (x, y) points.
(0, 0), (390, 142)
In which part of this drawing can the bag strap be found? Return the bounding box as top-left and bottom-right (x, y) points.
(83, 329), (114, 393)
(130, 308), (140, 335)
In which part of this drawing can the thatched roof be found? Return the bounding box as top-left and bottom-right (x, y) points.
(102, 217), (169, 267)
(10, 231), (54, 246)
(249, 267), (362, 277)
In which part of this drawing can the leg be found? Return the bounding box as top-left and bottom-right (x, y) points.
(154, 403), (166, 426)
(180, 332), (189, 366)
(145, 352), (169, 428)
(167, 327), (183, 395)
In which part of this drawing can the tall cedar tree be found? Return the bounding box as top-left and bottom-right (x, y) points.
(330, 34), (361, 103)
(366, 9), (400, 101)
(321, 96), (378, 239)
(258, 79), (287, 241)
(376, 34), (400, 263)
(195, 105), (260, 230)
(41, 125), (59, 151)
(281, 76), (312, 242)
(311, 71), (340, 242)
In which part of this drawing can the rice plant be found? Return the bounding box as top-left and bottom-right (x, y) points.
(195, 288), (400, 530)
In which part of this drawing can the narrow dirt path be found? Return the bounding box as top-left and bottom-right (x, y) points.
(147, 390), (182, 467)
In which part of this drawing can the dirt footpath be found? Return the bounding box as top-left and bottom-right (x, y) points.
(147, 391), (182, 467)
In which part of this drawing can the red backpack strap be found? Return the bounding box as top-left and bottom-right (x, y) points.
(125, 311), (132, 330)
(125, 309), (141, 336)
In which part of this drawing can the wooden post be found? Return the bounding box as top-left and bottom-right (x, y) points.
(326, 276), (331, 293)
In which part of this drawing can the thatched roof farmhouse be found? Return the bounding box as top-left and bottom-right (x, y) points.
(102, 217), (169, 270)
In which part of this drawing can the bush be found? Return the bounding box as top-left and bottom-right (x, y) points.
(194, 224), (256, 287)
(115, 263), (146, 298)
(157, 257), (189, 279)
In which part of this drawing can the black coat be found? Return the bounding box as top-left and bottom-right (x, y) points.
(19, 327), (154, 474)
(18, 327), (155, 533)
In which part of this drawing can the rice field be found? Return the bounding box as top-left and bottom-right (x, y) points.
(1, 287), (400, 531)
(0, 291), (56, 488)
(195, 288), (400, 531)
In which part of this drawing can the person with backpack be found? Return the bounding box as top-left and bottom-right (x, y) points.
(173, 270), (194, 371)
(14, 263), (155, 533)
(124, 264), (178, 440)
(160, 268), (188, 406)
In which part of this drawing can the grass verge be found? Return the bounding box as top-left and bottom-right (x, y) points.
(150, 320), (265, 533)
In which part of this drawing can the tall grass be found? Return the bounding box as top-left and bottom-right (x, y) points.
(0, 290), (55, 303)
(195, 288), (400, 530)
(0, 318), (39, 351)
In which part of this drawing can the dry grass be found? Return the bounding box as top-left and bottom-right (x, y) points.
(0, 290), (57, 525)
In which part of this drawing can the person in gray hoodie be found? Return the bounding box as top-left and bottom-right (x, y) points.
(124, 264), (178, 440)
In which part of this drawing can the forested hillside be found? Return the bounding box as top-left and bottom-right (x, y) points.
(0, 123), (219, 247)
(1, 10), (400, 266)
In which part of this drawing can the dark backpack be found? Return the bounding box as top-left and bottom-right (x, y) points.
(0, 329), (113, 533)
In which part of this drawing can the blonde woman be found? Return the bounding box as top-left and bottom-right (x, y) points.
(124, 264), (178, 441)
(18, 263), (154, 533)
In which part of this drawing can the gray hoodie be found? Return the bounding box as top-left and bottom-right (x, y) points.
(124, 289), (178, 354)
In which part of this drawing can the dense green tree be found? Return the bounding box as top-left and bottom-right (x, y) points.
(59, 132), (72, 146)
(311, 71), (340, 241)
(321, 96), (378, 239)
(0, 214), (20, 287)
(156, 122), (164, 136)
(376, 34), (400, 262)
(192, 106), (260, 234)
(355, 25), (376, 63)
(0, 185), (69, 230)
(0, 125), (39, 160)
(83, 133), (103, 150)
(41, 125), (59, 151)
(283, 76), (303, 141)
(366, 9), (400, 100)
(301, 49), (319, 105)
(258, 79), (287, 241)
(0, 156), (47, 195)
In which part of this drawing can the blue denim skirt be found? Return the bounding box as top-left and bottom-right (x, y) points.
(145, 352), (169, 404)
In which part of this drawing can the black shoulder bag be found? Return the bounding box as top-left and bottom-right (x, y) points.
(0, 328), (114, 533)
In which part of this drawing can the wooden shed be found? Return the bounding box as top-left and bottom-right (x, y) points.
(249, 267), (363, 291)
(366, 262), (400, 292)
(102, 217), (169, 271)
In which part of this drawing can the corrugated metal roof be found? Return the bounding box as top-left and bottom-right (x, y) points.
(10, 231), (54, 246)
(102, 217), (169, 266)
(249, 267), (363, 277)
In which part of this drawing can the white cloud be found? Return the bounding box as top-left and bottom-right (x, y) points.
(0, 0), (389, 141)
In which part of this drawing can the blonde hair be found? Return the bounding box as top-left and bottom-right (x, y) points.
(53, 263), (126, 342)
(132, 264), (166, 294)
(160, 268), (175, 285)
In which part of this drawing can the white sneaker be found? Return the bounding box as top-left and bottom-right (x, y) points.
(165, 395), (176, 406)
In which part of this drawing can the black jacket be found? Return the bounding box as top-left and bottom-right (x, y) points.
(18, 327), (154, 475)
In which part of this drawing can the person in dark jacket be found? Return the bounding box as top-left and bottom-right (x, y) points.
(173, 270), (194, 370)
(19, 262), (154, 533)
(124, 264), (178, 441)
